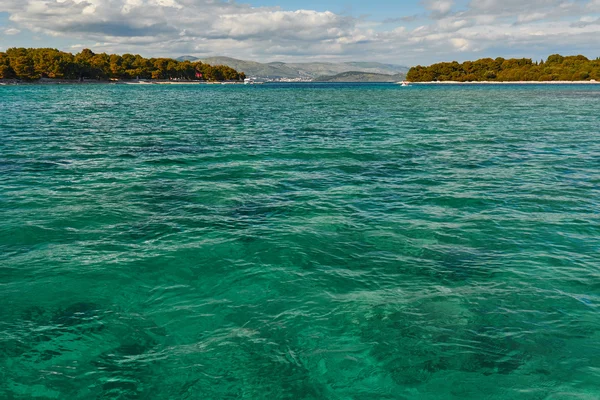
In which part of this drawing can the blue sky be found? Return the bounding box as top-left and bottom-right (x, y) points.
(1, 1), (599, 65)
(253, 0), (424, 19)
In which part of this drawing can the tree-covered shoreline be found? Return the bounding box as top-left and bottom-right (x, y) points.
(0, 48), (246, 81)
(407, 55), (600, 82)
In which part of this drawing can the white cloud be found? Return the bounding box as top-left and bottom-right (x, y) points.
(517, 12), (549, 23)
(0, 0), (599, 63)
(3, 28), (21, 35)
(588, 0), (600, 10)
(450, 38), (471, 51)
(211, 10), (351, 40)
(467, 0), (583, 20)
(422, 0), (455, 16)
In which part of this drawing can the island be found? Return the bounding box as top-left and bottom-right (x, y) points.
(174, 57), (409, 82)
(313, 71), (406, 83)
(0, 48), (246, 83)
(407, 55), (600, 83)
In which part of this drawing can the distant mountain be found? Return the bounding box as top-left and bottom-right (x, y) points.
(314, 71), (406, 83)
(175, 56), (408, 79)
(201, 57), (301, 79)
(176, 55), (200, 62)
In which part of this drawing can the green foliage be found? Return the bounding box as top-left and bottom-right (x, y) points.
(0, 48), (245, 81)
(0, 52), (16, 79)
(407, 54), (600, 82)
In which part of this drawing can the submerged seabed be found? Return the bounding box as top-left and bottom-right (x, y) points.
(1, 83), (599, 399)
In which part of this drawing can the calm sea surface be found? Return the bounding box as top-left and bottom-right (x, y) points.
(1, 83), (599, 399)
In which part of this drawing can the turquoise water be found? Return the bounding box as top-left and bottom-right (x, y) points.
(1, 83), (599, 399)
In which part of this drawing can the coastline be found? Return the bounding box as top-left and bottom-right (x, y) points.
(0, 79), (246, 86)
(411, 80), (599, 85)
(3, 79), (599, 86)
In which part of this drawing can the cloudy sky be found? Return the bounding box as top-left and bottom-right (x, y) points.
(1, 0), (599, 65)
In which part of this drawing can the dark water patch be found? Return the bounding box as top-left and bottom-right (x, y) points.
(117, 220), (185, 242)
(117, 153), (137, 159)
(86, 315), (168, 398)
(143, 157), (193, 166)
(461, 332), (528, 376)
(229, 199), (289, 224)
(52, 302), (103, 328)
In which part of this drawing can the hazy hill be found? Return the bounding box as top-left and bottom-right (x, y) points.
(175, 56), (408, 79)
(176, 55), (199, 62)
(202, 57), (301, 78)
(314, 71), (406, 83)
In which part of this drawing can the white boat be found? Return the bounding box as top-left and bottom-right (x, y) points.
(244, 78), (255, 85)
(120, 80), (154, 85)
(399, 81), (410, 87)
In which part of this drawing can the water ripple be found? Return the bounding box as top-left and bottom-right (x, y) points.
(1, 83), (599, 399)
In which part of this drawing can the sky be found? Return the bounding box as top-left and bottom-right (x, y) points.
(1, 0), (599, 65)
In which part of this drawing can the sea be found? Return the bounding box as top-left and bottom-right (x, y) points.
(1, 83), (599, 399)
